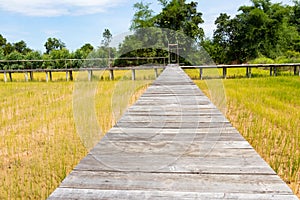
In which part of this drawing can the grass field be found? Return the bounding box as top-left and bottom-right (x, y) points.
(0, 70), (157, 199)
(186, 68), (300, 198)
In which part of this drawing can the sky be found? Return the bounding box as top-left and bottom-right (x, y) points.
(0, 0), (294, 52)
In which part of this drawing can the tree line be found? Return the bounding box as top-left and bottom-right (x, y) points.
(0, 0), (299, 70)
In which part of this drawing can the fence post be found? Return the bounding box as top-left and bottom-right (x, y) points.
(223, 67), (227, 79)
(109, 69), (114, 80)
(270, 67), (273, 76)
(30, 71), (33, 81)
(49, 72), (52, 81)
(246, 67), (252, 78)
(4, 72), (7, 82)
(132, 69), (136, 81)
(154, 68), (158, 78)
(69, 71), (73, 81)
(88, 70), (93, 81)
(46, 72), (49, 82)
(66, 71), (69, 81)
(24, 72), (29, 82)
(9, 72), (12, 82)
(200, 68), (203, 80)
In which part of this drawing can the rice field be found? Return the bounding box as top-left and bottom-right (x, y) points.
(186, 68), (300, 198)
(0, 69), (158, 199)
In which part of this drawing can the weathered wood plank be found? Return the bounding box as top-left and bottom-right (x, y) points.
(49, 188), (298, 200)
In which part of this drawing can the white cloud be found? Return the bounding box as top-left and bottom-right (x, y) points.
(0, 0), (126, 16)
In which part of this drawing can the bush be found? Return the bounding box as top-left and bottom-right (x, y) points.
(249, 56), (275, 64)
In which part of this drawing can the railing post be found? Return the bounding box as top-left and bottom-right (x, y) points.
(200, 68), (203, 80)
(49, 72), (52, 81)
(88, 70), (93, 81)
(294, 66), (297, 76)
(132, 69), (136, 81)
(109, 69), (114, 80)
(66, 71), (69, 81)
(4, 72), (7, 82)
(69, 71), (73, 81)
(274, 67), (277, 76)
(223, 67), (227, 79)
(270, 67), (273, 76)
(154, 68), (158, 78)
(246, 67), (252, 78)
(9, 72), (12, 82)
(24, 72), (29, 82)
(46, 72), (49, 82)
(30, 71), (33, 81)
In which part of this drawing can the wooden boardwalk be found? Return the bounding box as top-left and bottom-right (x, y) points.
(48, 67), (297, 199)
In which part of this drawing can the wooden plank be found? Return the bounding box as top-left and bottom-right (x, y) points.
(56, 171), (292, 194)
(48, 66), (297, 199)
(49, 188), (298, 200)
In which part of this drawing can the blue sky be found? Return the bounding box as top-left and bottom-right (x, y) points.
(0, 0), (294, 52)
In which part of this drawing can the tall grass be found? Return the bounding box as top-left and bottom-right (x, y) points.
(0, 69), (159, 199)
(186, 69), (300, 198)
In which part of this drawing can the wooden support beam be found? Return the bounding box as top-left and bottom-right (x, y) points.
(200, 68), (203, 80)
(46, 72), (49, 82)
(66, 71), (69, 81)
(246, 67), (252, 78)
(274, 67), (277, 76)
(30, 71), (33, 81)
(49, 72), (52, 81)
(4, 72), (7, 82)
(223, 67), (227, 79)
(294, 66), (297, 76)
(88, 70), (93, 81)
(9, 72), (12, 82)
(132, 69), (136, 81)
(24, 72), (29, 82)
(69, 71), (73, 81)
(270, 67), (273, 76)
(154, 68), (158, 78)
(109, 69), (114, 81)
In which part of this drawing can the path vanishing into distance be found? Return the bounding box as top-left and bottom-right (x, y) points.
(49, 66), (298, 199)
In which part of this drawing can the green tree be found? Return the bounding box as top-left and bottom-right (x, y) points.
(211, 0), (300, 63)
(24, 51), (42, 69)
(130, 2), (154, 30)
(49, 48), (70, 69)
(14, 40), (32, 55)
(3, 43), (15, 56)
(154, 0), (204, 42)
(44, 38), (66, 54)
(4, 51), (24, 69)
(0, 34), (7, 48)
(101, 29), (112, 48)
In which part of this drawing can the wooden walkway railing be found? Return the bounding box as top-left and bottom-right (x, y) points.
(0, 63), (299, 82)
(48, 66), (297, 199)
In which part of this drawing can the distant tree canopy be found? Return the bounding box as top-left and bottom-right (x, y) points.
(118, 0), (205, 66)
(205, 0), (300, 64)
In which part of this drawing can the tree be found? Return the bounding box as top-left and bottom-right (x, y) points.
(4, 51), (24, 69)
(130, 0), (204, 43)
(130, 2), (154, 30)
(44, 38), (66, 54)
(14, 40), (31, 54)
(3, 43), (14, 56)
(154, 0), (204, 42)
(101, 29), (112, 48)
(210, 0), (300, 63)
(49, 48), (70, 69)
(24, 51), (42, 69)
(0, 34), (7, 48)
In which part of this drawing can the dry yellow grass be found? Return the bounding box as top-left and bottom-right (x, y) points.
(185, 68), (300, 198)
(0, 69), (159, 199)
